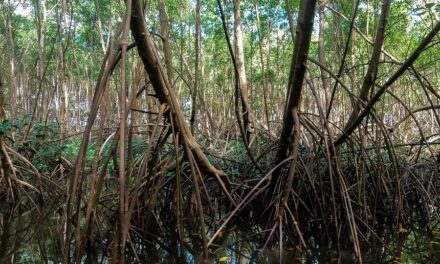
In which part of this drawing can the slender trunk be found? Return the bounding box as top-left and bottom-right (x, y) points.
(158, 0), (174, 82)
(94, 0), (107, 53)
(34, 0), (46, 84)
(146, 83), (157, 130)
(4, 1), (16, 105)
(285, 0), (295, 41)
(342, 0), (391, 134)
(118, 1), (132, 263)
(318, 0), (331, 110)
(272, 0), (317, 188)
(233, 0), (252, 142)
(191, 0), (201, 134)
(130, 0), (228, 180)
(59, 0), (69, 144)
(26, 0), (47, 129)
(254, 1), (270, 130)
(0, 9), (17, 205)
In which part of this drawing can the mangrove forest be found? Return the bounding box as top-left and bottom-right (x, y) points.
(0, 0), (439, 263)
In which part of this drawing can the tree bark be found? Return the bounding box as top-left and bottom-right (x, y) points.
(0, 44), (15, 202)
(318, 0), (331, 110)
(117, 1), (132, 263)
(94, 0), (107, 53)
(191, 0), (201, 133)
(272, 0), (317, 188)
(158, 0), (174, 82)
(254, 1), (270, 130)
(4, 1), (16, 104)
(285, 0), (295, 41)
(342, 0), (391, 133)
(233, 0), (252, 141)
(130, 0), (231, 196)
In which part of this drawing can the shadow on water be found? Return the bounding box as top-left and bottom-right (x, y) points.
(201, 216), (439, 264)
(247, 226), (440, 263)
(1, 205), (438, 263)
(0, 199), (63, 263)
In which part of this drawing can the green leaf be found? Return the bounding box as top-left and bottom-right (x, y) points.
(218, 256), (228, 262)
(0, 119), (11, 134)
(425, 3), (435, 9)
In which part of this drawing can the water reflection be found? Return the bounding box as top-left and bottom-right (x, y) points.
(1, 205), (439, 263)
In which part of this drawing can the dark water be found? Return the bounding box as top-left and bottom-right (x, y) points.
(1, 207), (439, 264)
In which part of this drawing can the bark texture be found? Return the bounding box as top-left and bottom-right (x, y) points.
(233, 0), (253, 141)
(130, 0), (229, 185)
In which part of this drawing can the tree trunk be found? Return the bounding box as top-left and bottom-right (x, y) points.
(233, 0), (252, 142)
(117, 1), (132, 262)
(130, 0), (232, 196)
(254, 1), (270, 130)
(4, 1), (16, 106)
(285, 0), (295, 41)
(191, 0), (201, 134)
(94, 0), (107, 53)
(318, 0), (331, 110)
(0, 27), (17, 204)
(342, 0), (391, 132)
(158, 0), (174, 82)
(271, 0), (317, 189)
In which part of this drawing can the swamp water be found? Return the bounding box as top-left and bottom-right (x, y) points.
(1, 207), (438, 263)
